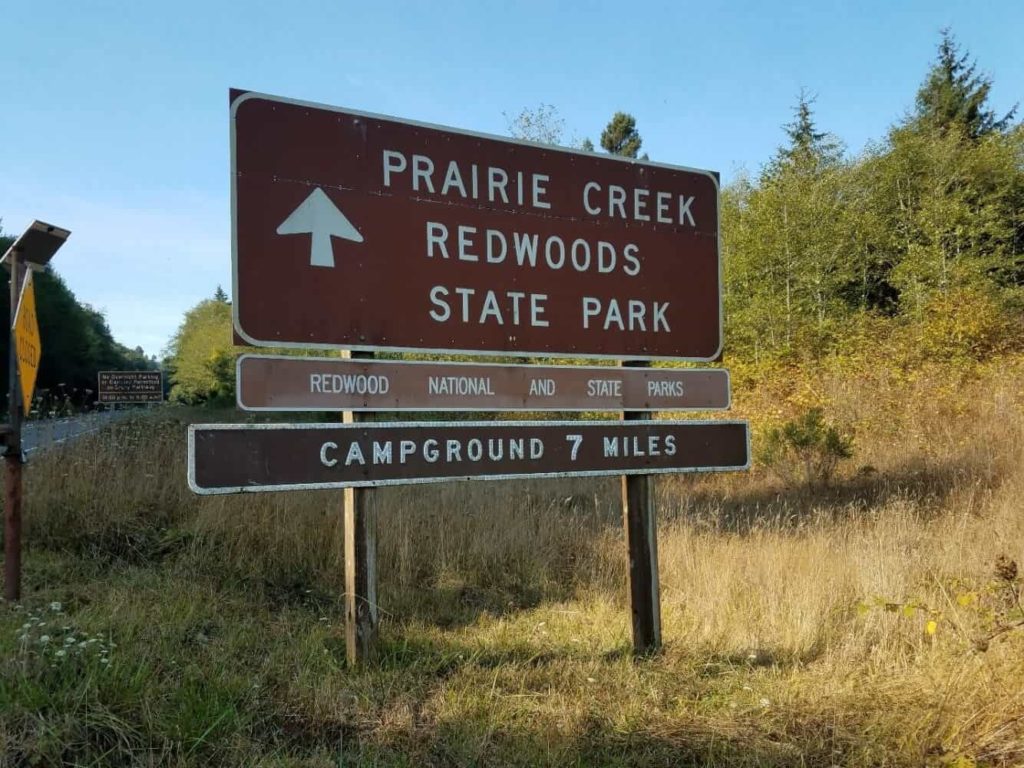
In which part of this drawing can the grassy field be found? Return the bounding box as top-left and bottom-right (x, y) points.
(2, 354), (1024, 766)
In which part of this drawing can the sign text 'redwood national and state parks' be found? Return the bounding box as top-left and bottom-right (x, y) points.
(189, 420), (749, 494)
(231, 91), (721, 361)
(237, 355), (731, 412)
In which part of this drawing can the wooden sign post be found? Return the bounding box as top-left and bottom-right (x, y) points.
(621, 362), (661, 654)
(342, 350), (378, 665)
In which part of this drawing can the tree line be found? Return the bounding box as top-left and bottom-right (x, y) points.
(168, 31), (1022, 403)
(0, 230), (158, 415)
(722, 32), (1022, 362)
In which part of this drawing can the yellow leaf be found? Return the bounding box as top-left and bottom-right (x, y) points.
(926, 620), (938, 635)
(956, 593), (976, 607)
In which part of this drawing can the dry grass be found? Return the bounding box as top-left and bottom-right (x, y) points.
(2, 354), (1024, 766)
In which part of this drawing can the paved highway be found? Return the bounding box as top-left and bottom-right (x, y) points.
(23, 411), (135, 456)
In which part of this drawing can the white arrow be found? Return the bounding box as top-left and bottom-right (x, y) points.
(276, 187), (364, 268)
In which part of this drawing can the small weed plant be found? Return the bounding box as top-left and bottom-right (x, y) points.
(12, 601), (115, 671)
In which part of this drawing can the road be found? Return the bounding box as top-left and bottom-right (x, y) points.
(22, 410), (135, 456)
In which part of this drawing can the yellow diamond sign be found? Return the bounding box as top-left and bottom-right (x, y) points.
(13, 271), (41, 414)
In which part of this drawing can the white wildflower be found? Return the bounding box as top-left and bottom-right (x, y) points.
(49, 602), (62, 612)
(39, 635), (50, 643)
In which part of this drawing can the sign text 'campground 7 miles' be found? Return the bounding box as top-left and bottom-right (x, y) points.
(189, 421), (749, 494)
(231, 91), (721, 361)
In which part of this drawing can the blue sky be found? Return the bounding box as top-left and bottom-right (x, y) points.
(2, 0), (1021, 356)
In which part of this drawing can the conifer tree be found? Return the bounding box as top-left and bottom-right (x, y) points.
(909, 29), (1016, 139)
(600, 112), (643, 158)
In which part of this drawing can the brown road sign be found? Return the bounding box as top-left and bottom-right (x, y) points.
(231, 90), (721, 361)
(97, 371), (164, 404)
(188, 420), (749, 494)
(237, 355), (730, 412)
(13, 271), (40, 413)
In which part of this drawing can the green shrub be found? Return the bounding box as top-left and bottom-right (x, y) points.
(757, 407), (853, 488)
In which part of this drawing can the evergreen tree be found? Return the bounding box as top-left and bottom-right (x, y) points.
(775, 91), (842, 170)
(600, 112), (642, 158)
(213, 285), (229, 303)
(724, 97), (854, 355)
(909, 29), (1016, 139)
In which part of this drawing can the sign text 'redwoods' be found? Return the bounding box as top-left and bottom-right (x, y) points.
(232, 91), (721, 360)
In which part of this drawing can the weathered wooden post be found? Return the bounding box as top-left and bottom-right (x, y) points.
(343, 350), (378, 664)
(621, 360), (661, 654)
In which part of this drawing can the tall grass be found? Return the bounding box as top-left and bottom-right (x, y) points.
(4, 354), (1024, 765)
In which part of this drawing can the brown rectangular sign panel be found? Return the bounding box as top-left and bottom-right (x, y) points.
(231, 90), (721, 361)
(97, 371), (163, 404)
(188, 420), (749, 494)
(237, 355), (730, 412)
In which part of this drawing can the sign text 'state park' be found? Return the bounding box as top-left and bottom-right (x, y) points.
(231, 90), (722, 361)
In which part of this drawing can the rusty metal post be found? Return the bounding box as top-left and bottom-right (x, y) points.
(621, 360), (662, 654)
(4, 254), (25, 602)
(343, 350), (378, 664)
